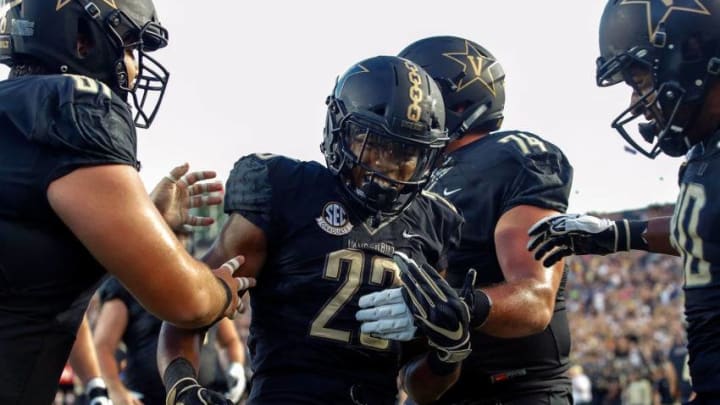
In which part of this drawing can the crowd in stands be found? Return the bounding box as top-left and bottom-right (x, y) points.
(567, 204), (691, 405)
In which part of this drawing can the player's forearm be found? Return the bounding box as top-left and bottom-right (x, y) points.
(96, 348), (125, 395)
(479, 279), (555, 338)
(401, 353), (461, 405)
(645, 216), (677, 255)
(68, 316), (102, 383)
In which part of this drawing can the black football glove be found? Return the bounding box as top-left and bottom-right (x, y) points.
(527, 214), (637, 267)
(455, 269), (493, 330)
(394, 251), (471, 363)
(166, 377), (233, 405)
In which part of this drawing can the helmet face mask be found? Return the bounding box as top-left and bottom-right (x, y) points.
(399, 36), (506, 140)
(103, 5), (169, 128)
(0, 0), (169, 128)
(322, 56), (448, 216)
(597, 0), (720, 158)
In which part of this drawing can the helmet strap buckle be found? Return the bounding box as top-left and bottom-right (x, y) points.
(81, 1), (102, 19)
(652, 23), (667, 48)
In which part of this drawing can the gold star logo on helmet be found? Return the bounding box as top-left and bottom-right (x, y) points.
(442, 40), (498, 95)
(620, 0), (710, 39)
(56, 0), (117, 11)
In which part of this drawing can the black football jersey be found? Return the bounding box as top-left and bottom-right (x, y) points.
(99, 278), (165, 405)
(671, 131), (720, 394)
(224, 154), (462, 404)
(427, 131), (574, 401)
(99, 278), (226, 403)
(0, 74), (137, 404)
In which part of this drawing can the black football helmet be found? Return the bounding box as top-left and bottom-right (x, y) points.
(0, 0), (169, 128)
(597, 0), (720, 158)
(399, 36), (505, 140)
(321, 55), (448, 216)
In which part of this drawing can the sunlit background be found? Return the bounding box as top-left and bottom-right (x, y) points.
(0, 0), (682, 214)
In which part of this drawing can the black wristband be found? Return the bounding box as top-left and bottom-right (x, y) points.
(469, 289), (492, 329)
(163, 358), (197, 392)
(614, 220), (649, 251)
(212, 275), (233, 325)
(426, 350), (460, 376)
(628, 220), (649, 251)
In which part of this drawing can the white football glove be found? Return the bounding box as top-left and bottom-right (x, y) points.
(356, 288), (417, 341)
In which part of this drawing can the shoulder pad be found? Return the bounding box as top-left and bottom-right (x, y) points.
(494, 130), (555, 157)
(17, 75), (137, 166)
(494, 131), (573, 213)
(224, 154), (281, 215)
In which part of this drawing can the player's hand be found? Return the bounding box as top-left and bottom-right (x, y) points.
(85, 378), (112, 405)
(224, 362), (246, 404)
(166, 377), (233, 405)
(394, 251), (471, 363)
(356, 287), (417, 341)
(150, 162), (224, 235)
(212, 256), (256, 319)
(527, 213), (627, 267)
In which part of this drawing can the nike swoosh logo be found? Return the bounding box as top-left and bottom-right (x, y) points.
(417, 316), (464, 341)
(443, 187), (462, 197)
(402, 230), (422, 239)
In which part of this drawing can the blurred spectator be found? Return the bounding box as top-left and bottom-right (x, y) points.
(569, 365), (592, 404)
(622, 368), (652, 405)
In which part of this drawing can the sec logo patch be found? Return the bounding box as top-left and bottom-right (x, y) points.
(316, 202), (353, 236)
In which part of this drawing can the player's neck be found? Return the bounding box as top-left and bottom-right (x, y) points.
(445, 132), (488, 154)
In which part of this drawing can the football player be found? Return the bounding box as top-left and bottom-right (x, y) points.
(357, 36), (575, 404)
(0, 1), (250, 403)
(527, 1), (720, 403)
(157, 55), (473, 405)
(93, 277), (247, 405)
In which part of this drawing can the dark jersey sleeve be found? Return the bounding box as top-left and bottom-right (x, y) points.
(438, 197), (463, 271)
(25, 75), (139, 188)
(224, 154), (276, 238)
(500, 131), (573, 214)
(420, 190), (464, 271)
(97, 277), (133, 306)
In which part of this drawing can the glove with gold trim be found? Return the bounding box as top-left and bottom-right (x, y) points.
(394, 251), (471, 364)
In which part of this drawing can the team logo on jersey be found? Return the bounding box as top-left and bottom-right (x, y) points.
(316, 202), (353, 236)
